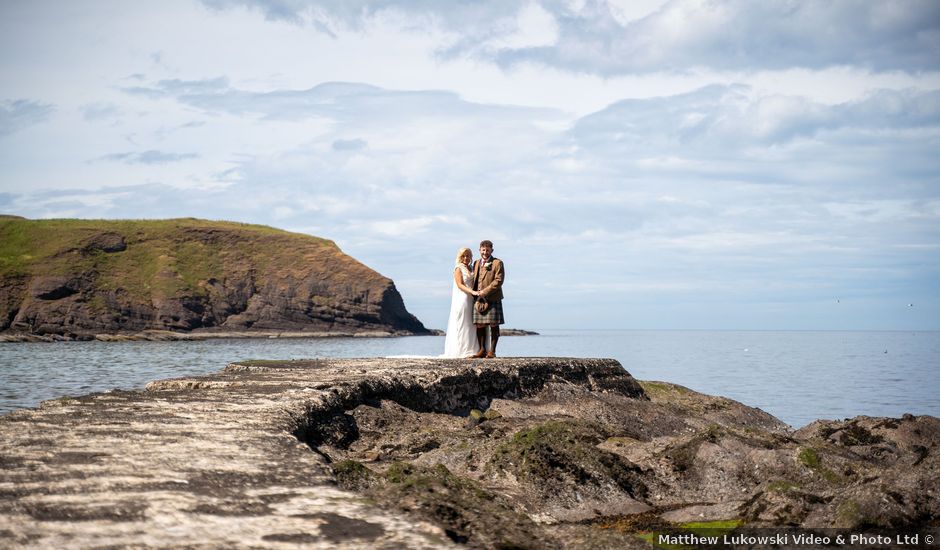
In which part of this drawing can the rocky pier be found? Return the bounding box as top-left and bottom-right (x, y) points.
(1, 358), (937, 548)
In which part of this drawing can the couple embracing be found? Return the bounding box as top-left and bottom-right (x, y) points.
(443, 240), (505, 359)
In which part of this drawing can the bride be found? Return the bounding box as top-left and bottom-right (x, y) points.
(442, 247), (480, 358)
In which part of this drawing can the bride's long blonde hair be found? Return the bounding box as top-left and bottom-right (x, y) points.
(455, 247), (472, 267)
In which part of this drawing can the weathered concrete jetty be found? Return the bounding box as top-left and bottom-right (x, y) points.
(1, 358), (938, 549)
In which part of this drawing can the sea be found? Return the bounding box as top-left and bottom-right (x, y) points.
(0, 330), (937, 428)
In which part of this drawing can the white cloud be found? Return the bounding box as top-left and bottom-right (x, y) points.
(0, 99), (55, 137)
(568, 85), (940, 156)
(95, 150), (200, 165)
(332, 138), (367, 151)
(482, 2), (559, 50)
(606, 0), (670, 25)
(200, 0), (940, 74)
(80, 102), (122, 122)
(0, 0), (938, 329)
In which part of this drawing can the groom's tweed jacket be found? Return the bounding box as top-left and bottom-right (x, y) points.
(473, 257), (504, 302)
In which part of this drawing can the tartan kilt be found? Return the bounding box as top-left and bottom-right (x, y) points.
(473, 299), (505, 325)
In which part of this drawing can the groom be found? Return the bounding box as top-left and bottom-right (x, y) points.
(472, 240), (504, 358)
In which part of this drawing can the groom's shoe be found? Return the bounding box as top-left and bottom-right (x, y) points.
(472, 349), (486, 358)
(485, 351), (496, 358)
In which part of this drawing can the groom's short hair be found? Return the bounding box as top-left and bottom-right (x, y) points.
(479, 240), (493, 248)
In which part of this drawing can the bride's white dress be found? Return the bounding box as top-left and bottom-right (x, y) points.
(442, 264), (478, 358)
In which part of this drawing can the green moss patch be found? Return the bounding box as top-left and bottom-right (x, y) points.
(376, 462), (541, 548)
(639, 381), (691, 399)
(680, 519), (742, 534)
(602, 515), (743, 550)
(766, 479), (800, 493)
(489, 420), (647, 499)
(332, 460), (376, 491)
(798, 447), (820, 468)
(797, 447), (841, 483)
(483, 409), (502, 421)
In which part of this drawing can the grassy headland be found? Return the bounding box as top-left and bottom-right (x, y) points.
(0, 216), (426, 338)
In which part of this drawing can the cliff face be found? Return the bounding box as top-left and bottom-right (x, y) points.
(0, 217), (427, 337)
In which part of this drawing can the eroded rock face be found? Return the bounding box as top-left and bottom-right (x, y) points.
(0, 358), (937, 549)
(28, 276), (81, 300)
(298, 370), (939, 547)
(0, 218), (427, 337)
(81, 231), (127, 254)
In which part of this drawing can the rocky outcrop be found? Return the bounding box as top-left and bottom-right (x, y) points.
(0, 217), (427, 337)
(0, 358), (936, 549)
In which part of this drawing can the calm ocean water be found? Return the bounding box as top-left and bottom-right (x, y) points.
(1, 330), (937, 428)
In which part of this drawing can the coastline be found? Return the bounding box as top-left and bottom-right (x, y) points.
(0, 328), (539, 343)
(0, 329), (414, 343)
(1, 330), (935, 428)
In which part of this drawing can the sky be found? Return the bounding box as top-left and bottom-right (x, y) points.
(1, 0), (939, 331)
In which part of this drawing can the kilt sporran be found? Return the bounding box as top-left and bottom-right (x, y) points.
(473, 299), (504, 325)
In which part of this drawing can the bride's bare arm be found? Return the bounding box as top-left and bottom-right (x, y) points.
(453, 268), (477, 296)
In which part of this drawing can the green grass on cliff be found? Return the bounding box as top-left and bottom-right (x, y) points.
(0, 217), (342, 299)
